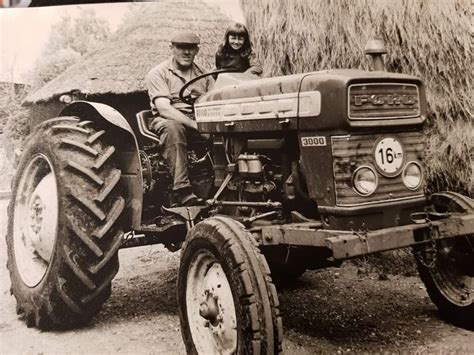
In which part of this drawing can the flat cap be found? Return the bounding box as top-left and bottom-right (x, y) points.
(171, 31), (200, 45)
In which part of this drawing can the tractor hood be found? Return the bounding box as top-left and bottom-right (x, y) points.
(195, 69), (426, 133)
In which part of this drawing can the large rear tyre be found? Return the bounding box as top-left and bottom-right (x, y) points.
(415, 192), (474, 330)
(178, 217), (283, 354)
(6, 117), (125, 329)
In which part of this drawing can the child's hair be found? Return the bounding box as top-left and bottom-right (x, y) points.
(219, 22), (252, 57)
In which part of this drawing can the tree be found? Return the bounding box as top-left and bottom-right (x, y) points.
(28, 7), (111, 89)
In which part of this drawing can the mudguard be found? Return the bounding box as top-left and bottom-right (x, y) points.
(60, 101), (143, 228)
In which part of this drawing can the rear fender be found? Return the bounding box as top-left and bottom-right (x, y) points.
(60, 101), (143, 229)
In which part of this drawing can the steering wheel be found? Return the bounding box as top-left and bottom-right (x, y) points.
(178, 69), (239, 106)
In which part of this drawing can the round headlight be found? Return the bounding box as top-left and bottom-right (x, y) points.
(402, 161), (423, 190)
(59, 94), (73, 104)
(352, 166), (378, 196)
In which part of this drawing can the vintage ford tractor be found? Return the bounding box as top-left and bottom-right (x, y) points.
(6, 41), (473, 354)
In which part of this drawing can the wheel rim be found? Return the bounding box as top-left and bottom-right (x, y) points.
(186, 249), (238, 355)
(13, 154), (59, 287)
(429, 238), (473, 307)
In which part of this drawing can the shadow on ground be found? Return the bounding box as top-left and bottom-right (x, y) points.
(277, 266), (443, 350)
(97, 266), (180, 326)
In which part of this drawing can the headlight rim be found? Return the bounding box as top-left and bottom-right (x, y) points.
(402, 160), (423, 191)
(351, 165), (378, 197)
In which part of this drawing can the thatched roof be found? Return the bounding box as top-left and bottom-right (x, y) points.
(25, 0), (229, 104)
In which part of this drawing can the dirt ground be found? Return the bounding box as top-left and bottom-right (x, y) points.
(0, 196), (473, 354)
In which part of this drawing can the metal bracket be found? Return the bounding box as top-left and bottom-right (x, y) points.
(162, 206), (205, 229)
(253, 213), (474, 261)
(411, 212), (439, 268)
(241, 211), (279, 228)
(207, 172), (234, 206)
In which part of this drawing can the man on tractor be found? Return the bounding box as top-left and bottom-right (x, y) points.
(145, 30), (214, 206)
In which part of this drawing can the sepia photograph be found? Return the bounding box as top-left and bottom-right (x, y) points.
(0, 0), (473, 353)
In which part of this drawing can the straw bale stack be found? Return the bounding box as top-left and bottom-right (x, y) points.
(242, 0), (472, 194)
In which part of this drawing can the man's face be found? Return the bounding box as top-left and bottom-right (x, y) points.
(171, 43), (199, 69)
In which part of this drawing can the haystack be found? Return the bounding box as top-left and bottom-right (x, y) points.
(24, 0), (229, 107)
(242, 0), (471, 122)
(241, 0), (473, 195)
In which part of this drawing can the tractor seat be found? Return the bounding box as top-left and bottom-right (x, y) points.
(136, 110), (162, 145)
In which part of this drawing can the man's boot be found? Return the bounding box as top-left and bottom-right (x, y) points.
(173, 187), (201, 207)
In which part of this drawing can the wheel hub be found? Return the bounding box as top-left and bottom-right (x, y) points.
(199, 290), (222, 326)
(13, 154), (59, 287)
(186, 252), (237, 354)
(429, 238), (474, 306)
(29, 196), (44, 234)
(26, 172), (58, 262)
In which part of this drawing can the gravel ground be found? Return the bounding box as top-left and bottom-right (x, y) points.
(0, 196), (473, 354)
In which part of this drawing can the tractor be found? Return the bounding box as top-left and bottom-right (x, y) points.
(6, 39), (473, 354)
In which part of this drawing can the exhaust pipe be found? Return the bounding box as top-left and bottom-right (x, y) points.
(364, 38), (387, 71)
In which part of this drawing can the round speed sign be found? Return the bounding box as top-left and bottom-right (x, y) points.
(374, 137), (404, 176)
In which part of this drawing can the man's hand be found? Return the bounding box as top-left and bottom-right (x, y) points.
(154, 97), (198, 130)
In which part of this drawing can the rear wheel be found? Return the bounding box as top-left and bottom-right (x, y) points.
(6, 117), (125, 329)
(415, 192), (474, 330)
(178, 217), (282, 354)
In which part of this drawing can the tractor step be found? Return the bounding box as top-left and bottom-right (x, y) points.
(121, 219), (186, 249)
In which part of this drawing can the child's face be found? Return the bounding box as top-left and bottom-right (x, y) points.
(228, 34), (245, 50)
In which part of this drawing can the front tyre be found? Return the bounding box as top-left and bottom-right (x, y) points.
(178, 217), (282, 354)
(415, 192), (474, 330)
(6, 117), (125, 329)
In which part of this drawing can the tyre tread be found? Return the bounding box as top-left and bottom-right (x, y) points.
(6, 117), (124, 330)
(56, 278), (85, 315)
(95, 169), (121, 203)
(63, 245), (97, 291)
(70, 192), (106, 221)
(51, 124), (89, 135)
(60, 138), (99, 156)
(416, 192), (474, 330)
(81, 264), (118, 304)
(92, 197), (124, 239)
(179, 216), (283, 354)
(93, 146), (115, 170)
(88, 232), (123, 274)
(77, 120), (93, 127)
(213, 217), (283, 353)
(67, 160), (104, 186)
(87, 130), (106, 144)
(66, 215), (103, 257)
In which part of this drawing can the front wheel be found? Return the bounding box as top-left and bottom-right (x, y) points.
(415, 192), (474, 330)
(178, 217), (282, 354)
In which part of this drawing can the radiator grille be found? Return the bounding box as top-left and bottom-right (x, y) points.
(332, 132), (425, 206)
(348, 83), (420, 119)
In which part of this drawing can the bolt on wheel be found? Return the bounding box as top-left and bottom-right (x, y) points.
(186, 251), (237, 354)
(13, 154), (59, 287)
(6, 117), (125, 329)
(415, 192), (474, 329)
(427, 239), (473, 307)
(178, 217), (282, 354)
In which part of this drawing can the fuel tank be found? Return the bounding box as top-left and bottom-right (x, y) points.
(195, 70), (426, 134)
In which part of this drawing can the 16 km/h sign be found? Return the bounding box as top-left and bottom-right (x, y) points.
(374, 137), (404, 177)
